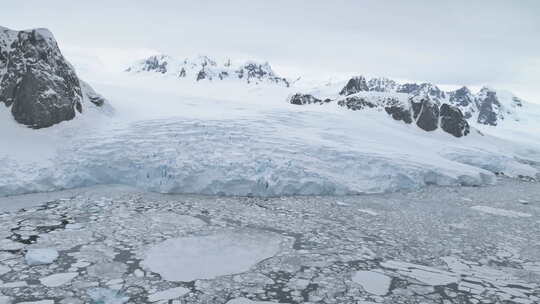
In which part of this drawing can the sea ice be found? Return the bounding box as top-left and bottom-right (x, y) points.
(352, 270), (392, 295)
(142, 232), (285, 281)
(25, 248), (59, 265)
(147, 287), (190, 302)
(226, 298), (278, 304)
(87, 288), (129, 304)
(40, 272), (78, 287)
(471, 205), (532, 218)
(0, 264), (10, 275)
(381, 260), (459, 286)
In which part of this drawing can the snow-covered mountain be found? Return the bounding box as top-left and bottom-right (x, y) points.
(0, 26), (108, 129)
(125, 54), (290, 87)
(1, 27), (539, 197)
(289, 76), (529, 137)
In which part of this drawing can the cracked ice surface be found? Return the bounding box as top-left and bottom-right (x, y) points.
(142, 232), (289, 281)
(0, 178), (537, 303)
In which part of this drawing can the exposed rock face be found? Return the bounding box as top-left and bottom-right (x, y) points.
(236, 62), (289, 87)
(412, 99), (440, 131)
(475, 88), (502, 126)
(400, 83), (446, 104)
(125, 55), (169, 74)
(448, 86), (475, 119)
(337, 96), (377, 110)
(289, 93), (330, 105)
(385, 105), (412, 124)
(339, 76), (369, 96)
(0, 26), (103, 129)
(440, 104), (470, 137)
(367, 77), (398, 92)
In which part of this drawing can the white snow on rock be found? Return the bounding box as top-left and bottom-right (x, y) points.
(147, 286), (190, 302)
(352, 270), (392, 296)
(471, 205), (532, 218)
(142, 232), (286, 281)
(39, 272), (78, 287)
(25, 248), (59, 265)
(226, 298), (279, 304)
(1, 66), (540, 197)
(17, 301), (54, 304)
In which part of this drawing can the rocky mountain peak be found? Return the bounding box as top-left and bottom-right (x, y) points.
(339, 76), (369, 96)
(0, 26), (106, 128)
(367, 77), (398, 92)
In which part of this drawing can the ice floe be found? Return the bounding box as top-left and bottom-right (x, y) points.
(352, 270), (392, 295)
(471, 205), (532, 218)
(147, 286), (190, 302)
(25, 248), (59, 265)
(40, 272), (78, 287)
(142, 232), (287, 281)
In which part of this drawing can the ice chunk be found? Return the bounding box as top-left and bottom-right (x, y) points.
(0, 296), (11, 304)
(87, 288), (129, 304)
(147, 287), (190, 302)
(0, 264), (10, 275)
(40, 272), (78, 287)
(142, 232), (285, 281)
(0, 281), (26, 288)
(0, 239), (24, 251)
(352, 270), (392, 295)
(471, 205), (531, 218)
(226, 298), (278, 304)
(25, 248), (59, 265)
(381, 260), (459, 285)
(357, 208), (379, 216)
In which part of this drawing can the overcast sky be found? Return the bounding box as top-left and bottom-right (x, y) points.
(2, 0), (539, 101)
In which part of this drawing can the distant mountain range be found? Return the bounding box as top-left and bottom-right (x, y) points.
(125, 54), (290, 87)
(288, 76), (526, 137)
(0, 25), (533, 137)
(128, 54), (530, 138)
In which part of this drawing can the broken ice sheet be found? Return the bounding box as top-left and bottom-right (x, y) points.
(87, 288), (129, 304)
(25, 248), (59, 265)
(352, 270), (392, 295)
(142, 231), (289, 281)
(147, 286), (190, 302)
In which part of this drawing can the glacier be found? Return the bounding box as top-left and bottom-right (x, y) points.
(0, 71), (539, 197)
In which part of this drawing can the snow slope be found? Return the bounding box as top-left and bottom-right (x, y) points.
(1, 69), (539, 197)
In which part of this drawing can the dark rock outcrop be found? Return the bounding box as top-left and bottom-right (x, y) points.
(385, 105), (412, 124)
(475, 88), (501, 126)
(196, 69), (208, 81)
(412, 99), (439, 131)
(289, 93), (330, 105)
(337, 96), (377, 110)
(367, 77), (398, 92)
(448, 86), (475, 119)
(440, 104), (470, 137)
(399, 83), (446, 104)
(0, 27), (105, 128)
(126, 55), (169, 74)
(236, 62), (289, 87)
(339, 76), (369, 96)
